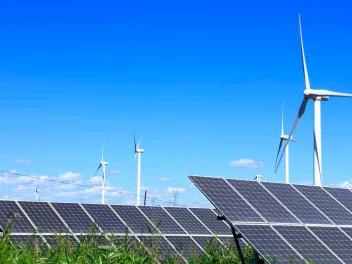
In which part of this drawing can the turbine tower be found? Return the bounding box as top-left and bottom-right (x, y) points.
(35, 186), (40, 201)
(275, 14), (352, 186)
(93, 142), (108, 204)
(275, 102), (295, 183)
(134, 134), (144, 206)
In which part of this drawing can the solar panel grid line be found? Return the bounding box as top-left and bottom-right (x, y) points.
(209, 208), (233, 230)
(78, 203), (106, 234)
(226, 179), (300, 224)
(135, 206), (163, 234)
(14, 201), (38, 231)
(222, 178), (269, 223)
(47, 202), (79, 242)
(321, 187), (352, 217)
(188, 176), (265, 223)
(107, 204), (135, 234)
(160, 207), (191, 235)
(188, 235), (210, 254)
(183, 207), (214, 235)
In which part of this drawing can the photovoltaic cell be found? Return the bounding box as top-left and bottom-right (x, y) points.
(19, 201), (69, 233)
(323, 187), (352, 212)
(308, 226), (352, 263)
(189, 208), (231, 235)
(262, 182), (332, 224)
(138, 206), (186, 234)
(274, 226), (341, 264)
(340, 227), (352, 239)
(51, 203), (97, 233)
(166, 236), (203, 259)
(78, 234), (111, 246)
(82, 204), (129, 233)
(138, 236), (179, 261)
(44, 235), (78, 247)
(218, 236), (245, 249)
(111, 205), (157, 234)
(0, 201), (34, 233)
(164, 207), (211, 235)
(107, 235), (138, 246)
(188, 176), (264, 223)
(228, 179), (299, 223)
(9, 234), (44, 247)
(293, 184), (352, 225)
(235, 224), (302, 264)
(191, 236), (221, 250)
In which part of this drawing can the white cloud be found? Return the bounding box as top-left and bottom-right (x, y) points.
(141, 185), (150, 191)
(167, 187), (186, 194)
(58, 171), (82, 182)
(160, 177), (171, 182)
(330, 180), (352, 189)
(229, 158), (263, 169)
(107, 170), (120, 175)
(12, 185), (27, 192)
(86, 176), (110, 186)
(12, 159), (32, 165)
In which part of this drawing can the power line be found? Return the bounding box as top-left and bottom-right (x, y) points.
(0, 170), (187, 207)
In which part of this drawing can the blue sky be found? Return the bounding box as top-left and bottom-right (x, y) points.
(1, 0), (352, 206)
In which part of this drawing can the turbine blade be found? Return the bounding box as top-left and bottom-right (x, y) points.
(275, 97), (309, 172)
(93, 164), (102, 177)
(310, 89), (352, 98)
(275, 138), (284, 169)
(134, 133), (137, 152)
(137, 136), (143, 149)
(299, 13), (311, 90)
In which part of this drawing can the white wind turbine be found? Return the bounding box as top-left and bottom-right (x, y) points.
(35, 186), (40, 201)
(275, 14), (352, 186)
(134, 134), (144, 206)
(93, 142), (108, 204)
(275, 102), (295, 183)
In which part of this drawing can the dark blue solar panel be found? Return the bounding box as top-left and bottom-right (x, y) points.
(235, 224), (302, 264)
(0, 201), (34, 233)
(82, 204), (129, 234)
(188, 176), (264, 223)
(294, 184), (352, 225)
(166, 236), (203, 259)
(274, 226), (341, 264)
(111, 205), (157, 234)
(191, 236), (222, 250)
(189, 208), (231, 235)
(309, 226), (352, 263)
(44, 234), (78, 247)
(51, 203), (96, 233)
(262, 182), (332, 224)
(340, 227), (352, 240)
(138, 206), (186, 234)
(323, 187), (352, 212)
(138, 236), (180, 261)
(164, 207), (211, 235)
(19, 201), (69, 233)
(9, 234), (44, 246)
(228, 179), (299, 224)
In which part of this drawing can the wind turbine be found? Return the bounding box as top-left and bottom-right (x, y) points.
(134, 134), (144, 206)
(275, 102), (295, 183)
(93, 142), (108, 204)
(275, 14), (352, 186)
(35, 186), (40, 201)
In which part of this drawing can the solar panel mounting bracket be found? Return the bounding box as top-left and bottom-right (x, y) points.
(217, 214), (245, 264)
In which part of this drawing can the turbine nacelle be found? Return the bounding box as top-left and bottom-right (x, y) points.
(280, 135), (294, 141)
(100, 161), (108, 166)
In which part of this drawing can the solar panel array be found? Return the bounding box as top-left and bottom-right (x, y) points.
(0, 200), (234, 262)
(188, 175), (352, 263)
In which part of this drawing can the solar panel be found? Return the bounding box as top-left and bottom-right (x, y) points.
(111, 205), (157, 234)
(218, 236), (245, 249)
(228, 179), (299, 224)
(138, 206), (186, 234)
(138, 236), (180, 261)
(51, 203), (97, 233)
(293, 184), (352, 225)
(340, 227), (352, 239)
(9, 234), (44, 247)
(188, 176), (264, 223)
(323, 187), (352, 212)
(107, 234), (138, 246)
(262, 182), (332, 224)
(273, 225), (341, 263)
(191, 236), (221, 250)
(308, 226), (352, 263)
(164, 207), (211, 235)
(43, 234), (78, 247)
(235, 224), (302, 263)
(0, 201), (34, 233)
(166, 236), (203, 259)
(82, 204), (129, 234)
(19, 201), (69, 233)
(78, 234), (111, 246)
(189, 208), (231, 235)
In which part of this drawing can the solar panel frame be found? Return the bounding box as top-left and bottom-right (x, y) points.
(261, 181), (333, 225)
(163, 207), (212, 235)
(0, 201), (35, 233)
(191, 236), (222, 250)
(293, 184), (352, 225)
(323, 186), (352, 213)
(273, 225), (342, 263)
(18, 201), (70, 233)
(227, 179), (300, 224)
(188, 176), (265, 223)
